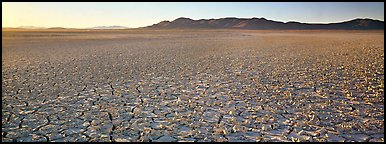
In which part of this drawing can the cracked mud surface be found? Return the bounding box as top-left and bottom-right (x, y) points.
(2, 29), (384, 142)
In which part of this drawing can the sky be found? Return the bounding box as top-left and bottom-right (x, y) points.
(2, 2), (384, 28)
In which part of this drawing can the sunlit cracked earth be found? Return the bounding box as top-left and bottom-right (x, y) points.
(2, 29), (384, 142)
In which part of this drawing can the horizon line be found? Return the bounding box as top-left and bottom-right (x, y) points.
(3, 17), (384, 29)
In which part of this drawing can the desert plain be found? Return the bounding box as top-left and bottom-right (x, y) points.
(1, 29), (384, 142)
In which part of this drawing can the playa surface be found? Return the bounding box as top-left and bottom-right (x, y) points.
(2, 29), (384, 142)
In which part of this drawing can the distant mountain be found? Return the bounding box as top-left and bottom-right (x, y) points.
(48, 27), (67, 29)
(88, 26), (129, 29)
(145, 17), (384, 30)
(17, 26), (47, 29)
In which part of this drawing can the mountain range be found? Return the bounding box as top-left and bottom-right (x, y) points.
(17, 26), (47, 29)
(88, 26), (129, 29)
(145, 17), (384, 30)
(7, 25), (129, 30)
(5, 18), (383, 30)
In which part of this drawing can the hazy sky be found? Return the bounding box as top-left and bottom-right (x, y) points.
(2, 2), (384, 28)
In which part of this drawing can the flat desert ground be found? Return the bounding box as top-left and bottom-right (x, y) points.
(2, 29), (384, 142)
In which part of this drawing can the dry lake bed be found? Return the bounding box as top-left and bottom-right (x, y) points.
(2, 29), (384, 142)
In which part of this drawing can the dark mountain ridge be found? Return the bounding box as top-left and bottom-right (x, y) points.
(146, 17), (384, 30)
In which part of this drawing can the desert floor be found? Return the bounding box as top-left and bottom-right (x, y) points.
(2, 29), (384, 142)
